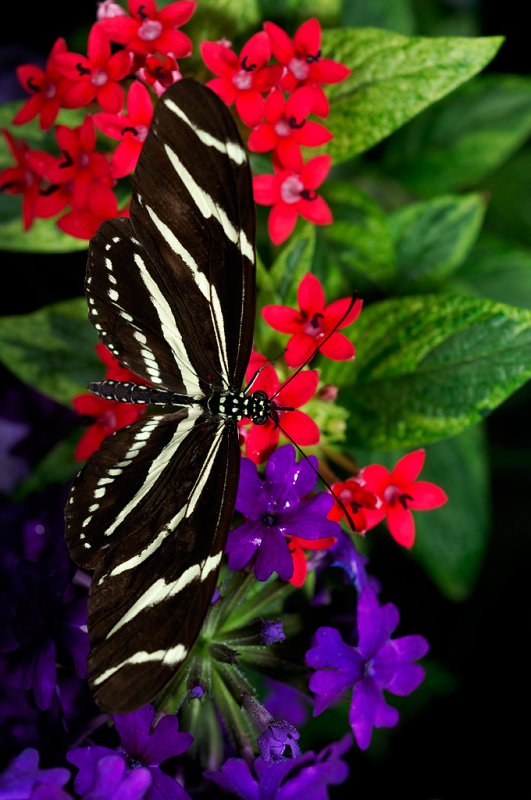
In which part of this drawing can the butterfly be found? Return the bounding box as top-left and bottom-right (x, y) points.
(65, 78), (267, 713)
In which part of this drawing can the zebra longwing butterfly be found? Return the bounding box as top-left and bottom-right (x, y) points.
(65, 78), (265, 713)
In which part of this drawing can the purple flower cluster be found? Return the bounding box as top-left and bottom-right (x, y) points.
(227, 445), (340, 581)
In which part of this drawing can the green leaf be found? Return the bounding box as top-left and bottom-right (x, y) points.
(342, 0), (415, 35)
(384, 75), (531, 194)
(485, 148), (531, 249)
(258, 0), (341, 27)
(316, 181), (396, 294)
(450, 235), (531, 310)
(387, 193), (485, 290)
(327, 294), (531, 449)
(187, 0), (261, 41)
(0, 195), (89, 252)
(0, 298), (100, 406)
(323, 28), (503, 162)
(14, 432), (80, 498)
(268, 223), (318, 306)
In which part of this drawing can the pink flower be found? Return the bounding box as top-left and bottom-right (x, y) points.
(360, 450), (448, 548)
(201, 32), (282, 126)
(264, 18), (351, 117)
(262, 273), (362, 368)
(254, 156), (333, 245)
(242, 352), (320, 464)
(98, 0), (196, 58)
(0, 131), (63, 229)
(55, 25), (131, 113)
(94, 80), (153, 178)
(248, 86), (332, 171)
(13, 38), (72, 130)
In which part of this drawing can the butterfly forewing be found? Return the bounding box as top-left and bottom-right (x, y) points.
(130, 79), (256, 391)
(65, 79), (257, 711)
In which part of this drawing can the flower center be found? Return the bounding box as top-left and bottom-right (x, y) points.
(43, 82), (56, 99)
(79, 152), (90, 169)
(102, 409), (117, 431)
(280, 175), (304, 204)
(138, 19), (163, 41)
(303, 312), (324, 337)
(233, 69), (253, 90)
(288, 56), (310, 81)
(92, 68), (108, 87)
(383, 486), (413, 509)
(121, 125), (149, 141)
(274, 119), (291, 137)
(262, 513), (278, 526)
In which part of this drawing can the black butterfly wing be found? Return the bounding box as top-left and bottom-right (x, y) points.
(130, 78), (256, 391)
(66, 408), (240, 711)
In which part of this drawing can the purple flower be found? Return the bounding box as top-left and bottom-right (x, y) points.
(83, 755), (152, 800)
(323, 529), (379, 594)
(205, 734), (352, 799)
(68, 705), (192, 800)
(306, 587), (429, 749)
(263, 680), (310, 729)
(227, 446), (340, 581)
(257, 720), (301, 763)
(0, 748), (71, 799)
(260, 620), (285, 645)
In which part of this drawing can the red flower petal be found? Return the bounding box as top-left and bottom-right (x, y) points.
(297, 120), (332, 147)
(98, 16), (138, 45)
(127, 80), (152, 123)
(61, 82), (96, 108)
(325, 297), (363, 329)
(280, 409), (320, 446)
(245, 419), (279, 464)
(319, 331), (355, 361)
(240, 31), (271, 69)
(297, 194), (332, 225)
(129, 0), (157, 18)
(17, 64), (44, 92)
(58, 210), (99, 239)
(158, 0), (196, 27)
(286, 85), (316, 120)
(268, 203), (297, 245)
(206, 77), (238, 105)
(235, 90), (265, 127)
(12, 95), (44, 125)
(386, 505), (416, 548)
(254, 64), (283, 92)
(264, 87), (285, 122)
(301, 155), (331, 189)
(263, 21), (294, 63)
(294, 18), (321, 55)
(88, 23), (111, 63)
(111, 137), (142, 178)
(392, 449), (426, 486)
(309, 85), (329, 118)
(408, 482), (448, 511)
(298, 273), (325, 315)
(200, 41), (238, 77)
(288, 542), (308, 588)
(39, 97), (61, 130)
(93, 111), (125, 140)
(261, 305), (301, 334)
(275, 139), (303, 172)
(97, 81), (125, 113)
(284, 333), (319, 369)
(156, 28), (192, 58)
(248, 123), (277, 153)
(312, 58), (351, 84)
(360, 464), (391, 495)
(253, 174), (278, 205)
(277, 369), (319, 407)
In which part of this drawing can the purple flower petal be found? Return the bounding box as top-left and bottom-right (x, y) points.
(68, 746), (117, 794)
(0, 748), (70, 798)
(147, 766), (190, 800)
(356, 588), (399, 657)
(264, 444), (297, 485)
(280, 495), (338, 540)
(85, 755), (151, 800)
(226, 521), (263, 571)
(254, 529), (293, 581)
(114, 706), (154, 759)
(236, 459), (267, 519)
(205, 758), (259, 800)
(140, 714), (192, 765)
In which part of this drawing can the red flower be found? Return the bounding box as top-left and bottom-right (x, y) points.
(360, 450), (448, 548)
(44, 116), (113, 211)
(264, 18), (350, 117)
(242, 351), (320, 464)
(97, 0), (127, 19)
(137, 53), (181, 96)
(327, 478), (380, 533)
(262, 273), (362, 368)
(13, 38), (72, 130)
(288, 535), (337, 587)
(73, 344), (148, 460)
(248, 86), (332, 171)
(98, 0), (196, 58)
(55, 25), (131, 113)
(0, 131), (64, 229)
(201, 33), (282, 127)
(254, 156), (332, 245)
(57, 181), (125, 240)
(94, 80), (153, 178)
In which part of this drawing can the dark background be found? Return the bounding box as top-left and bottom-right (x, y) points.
(1, 1), (529, 796)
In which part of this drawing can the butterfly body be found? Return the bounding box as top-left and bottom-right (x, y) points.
(65, 79), (257, 712)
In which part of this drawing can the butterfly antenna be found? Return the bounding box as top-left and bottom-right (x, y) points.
(269, 293), (360, 403)
(275, 420), (357, 535)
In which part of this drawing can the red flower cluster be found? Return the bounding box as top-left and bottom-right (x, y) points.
(1, 0), (196, 238)
(328, 450), (448, 548)
(201, 18), (350, 245)
(73, 344), (149, 460)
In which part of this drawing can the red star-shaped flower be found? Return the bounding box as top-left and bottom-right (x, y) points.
(264, 18), (351, 117)
(327, 478), (380, 533)
(98, 0), (196, 58)
(0, 131), (64, 229)
(57, 181), (125, 240)
(43, 116), (113, 212)
(242, 351), (320, 464)
(13, 38), (73, 130)
(360, 450), (448, 548)
(254, 155), (333, 245)
(201, 32), (283, 127)
(94, 80), (153, 178)
(248, 86), (332, 171)
(55, 25), (131, 113)
(137, 53), (181, 96)
(262, 273), (362, 368)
